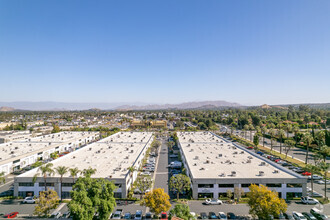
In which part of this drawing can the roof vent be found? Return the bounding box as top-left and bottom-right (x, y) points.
(260, 162), (266, 166)
(219, 173), (226, 177)
(231, 171), (236, 177)
(259, 171), (265, 176)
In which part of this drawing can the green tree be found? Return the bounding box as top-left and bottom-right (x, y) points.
(69, 177), (117, 220)
(33, 163), (55, 191)
(261, 126), (268, 147)
(81, 167), (96, 178)
(318, 162), (329, 200)
(31, 161), (43, 168)
(51, 124), (61, 133)
(128, 166), (136, 177)
(304, 164), (320, 197)
(278, 129), (286, 154)
(0, 172), (5, 185)
(34, 189), (59, 217)
(141, 188), (171, 215)
(317, 145), (330, 163)
(226, 189), (233, 199)
(169, 204), (193, 220)
(284, 124), (292, 139)
(55, 166), (68, 200)
(284, 140), (295, 159)
(69, 167), (80, 183)
(151, 139), (161, 150)
(247, 184), (287, 220)
(269, 129), (276, 152)
(234, 187), (244, 202)
(169, 174), (191, 200)
(253, 133), (260, 150)
(135, 176), (152, 199)
(50, 152), (59, 160)
(292, 126), (300, 146)
(315, 130), (326, 149)
(249, 124), (254, 142)
(302, 133), (314, 164)
(243, 124), (249, 140)
(167, 141), (175, 152)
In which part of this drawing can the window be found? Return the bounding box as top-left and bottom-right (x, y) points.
(115, 184), (122, 188)
(198, 184), (214, 188)
(62, 183), (74, 187)
(198, 193), (213, 198)
(114, 192), (122, 198)
(266, 183), (282, 187)
(287, 183), (302, 188)
(218, 184), (234, 188)
(19, 182), (34, 187)
(13, 159), (20, 164)
(39, 182), (54, 187)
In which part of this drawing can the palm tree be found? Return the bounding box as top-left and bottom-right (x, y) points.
(318, 162), (329, 200)
(261, 126), (268, 147)
(302, 133), (314, 164)
(82, 167), (96, 178)
(69, 167), (80, 183)
(278, 129), (286, 154)
(128, 166), (136, 177)
(315, 131), (325, 150)
(305, 164), (320, 197)
(285, 124), (292, 139)
(249, 124), (254, 142)
(317, 145), (330, 163)
(284, 140), (295, 159)
(0, 172), (5, 185)
(55, 166), (68, 200)
(269, 128), (276, 152)
(33, 163), (55, 191)
(293, 126), (300, 146)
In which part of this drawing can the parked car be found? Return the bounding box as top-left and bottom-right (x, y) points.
(190, 212), (197, 220)
(0, 190), (13, 197)
(49, 212), (61, 219)
(293, 211), (307, 220)
(22, 197), (36, 204)
(62, 211), (70, 218)
(123, 212), (131, 219)
(169, 154), (178, 158)
(301, 196), (318, 204)
(316, 180), (330, 184)
(284, 213), (295, 220)
(302, 172), (312, 176)
(302, 212), (317, 220)
(256, 151), (264, 155)
(200, 212), (208, 219)
(3, 212), (19, 219)
(209, 212), (218, 219)
(219, 212), (227, 220)
(145, 212), (152, 220)
(160, 212), (167, 220)
(310, 208), (328, 220)
(308, 175), (323, 180)
(112, 209), (122, 219)
(205, 198), (223, 205)
(134, 210), (143, 220)
(141, 172), (151, 176)
(227, 212), (237, 219)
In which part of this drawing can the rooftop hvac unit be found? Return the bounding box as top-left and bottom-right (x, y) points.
(233, 151), (238, 154)
(260, 162), (266, 166)
(247, 159), (251, 163)
(219, 173), (225, 177)
(274, 170), (279, 174)
(219, 154), (222, 157)
(200, 167), (205, 170)
(193, 163), (197, 166)
(259, 171), (265, 176)
(206, 160), (210, 164)
(231, 171), (236, 176)
(194, 156), (199, 160)
(240, 151), (244, 154)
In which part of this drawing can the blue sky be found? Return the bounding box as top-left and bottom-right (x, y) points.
(0, 0), (329, 105)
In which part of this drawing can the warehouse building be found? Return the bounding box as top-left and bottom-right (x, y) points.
(0, 130), (33, 143)
(0, 131), (99, 175)
(177, 132), (307, 200)
(14, 132), (153, 199)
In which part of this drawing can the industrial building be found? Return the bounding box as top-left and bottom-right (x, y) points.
(177, 132), (307, 200)
(0, 131), (99, 175)
(14, 132), (153, 199)
(0, 130), (33, 143)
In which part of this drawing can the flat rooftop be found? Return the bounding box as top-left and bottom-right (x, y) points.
(178, 132), (298, 179)
(0, 132), (98, 163)
(19, 132), (153, 179)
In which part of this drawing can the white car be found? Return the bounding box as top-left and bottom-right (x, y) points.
(218, 212), (227, 219)
(292, 211), (307, 220)
(23, 197), (36, 204)
(141, 171), (151, 176)
(308, 175), (323, 180)
(301, 196), (318, 204)
(205, 198), (223, 205)
(316, 179), (330, 184)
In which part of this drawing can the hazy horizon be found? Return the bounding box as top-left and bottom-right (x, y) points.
(1, 0), (329, 105)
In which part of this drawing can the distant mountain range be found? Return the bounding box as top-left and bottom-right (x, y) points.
(0, 101), (329, 111)
(115, 101), (242, 110)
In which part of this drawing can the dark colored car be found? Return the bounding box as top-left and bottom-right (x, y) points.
(302, 212), (317, 220)
(4, 212), (19, 218)
(209, 212), (218, 219)
(123, 212), (131, 219)
(145, 212), (152, 220)
(284, 213), (294, 220)
(227, 212), (237, 219)
(200, 212), (208, 219)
